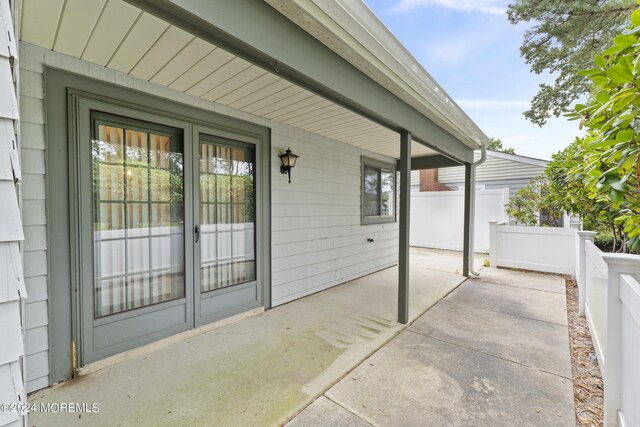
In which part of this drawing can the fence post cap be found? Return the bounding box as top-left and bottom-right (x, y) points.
(601, 252), (640, 267)
(577, 230), (597, 237)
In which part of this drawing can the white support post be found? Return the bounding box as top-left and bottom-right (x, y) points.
(600, 254), (640, 427)
(489, 220), (498, 268)
(577, 231), (596, 315)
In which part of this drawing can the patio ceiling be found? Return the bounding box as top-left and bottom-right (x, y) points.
(18, 0), (440, 159)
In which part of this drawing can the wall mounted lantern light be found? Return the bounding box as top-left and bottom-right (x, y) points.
(279, 147), (299, 184)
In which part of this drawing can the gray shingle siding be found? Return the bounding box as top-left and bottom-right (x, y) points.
(0, 1), (27, 426)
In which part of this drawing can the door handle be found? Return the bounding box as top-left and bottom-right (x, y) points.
(195, 225), (200, 243)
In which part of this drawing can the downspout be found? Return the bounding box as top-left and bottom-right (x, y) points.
(468, 144), (486, 276)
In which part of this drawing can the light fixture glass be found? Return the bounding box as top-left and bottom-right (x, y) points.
(279, 147), (299, 183)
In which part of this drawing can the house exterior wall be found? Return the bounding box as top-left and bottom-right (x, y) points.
(438, 154), (546, 184)
(19, 42), (399, 391)
(410, 168), (419, 190)
(441, 178), (536, 199)
(270, 126), (398, 306)
(410, 153), (546, 196)
(418, 169), (450, 192)
(0, 1), (27, 426)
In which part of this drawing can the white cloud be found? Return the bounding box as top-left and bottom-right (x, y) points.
(392, 0), (508, 15)
(456, 99), (530, 109)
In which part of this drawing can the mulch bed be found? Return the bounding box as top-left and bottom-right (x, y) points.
(565, 278), (604, 426)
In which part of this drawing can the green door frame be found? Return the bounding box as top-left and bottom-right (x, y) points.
(192, 126), (265, 327)
(46, 68), (271, 383)
(74, 99), (195, 365)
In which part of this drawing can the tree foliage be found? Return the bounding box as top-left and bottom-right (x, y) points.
(504, 5), (640, 253)
(486, 137), (516, 154)
(562, 5), (640, 252)
(546, 142), (630, 250)
(507, 0), (637, 126)
(505, 175), (563, 227)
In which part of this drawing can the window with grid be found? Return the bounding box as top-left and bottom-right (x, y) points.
(91, 114), (185, 318)
(362, 157), (396, 224)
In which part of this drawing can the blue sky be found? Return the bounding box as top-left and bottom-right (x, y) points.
(363, 0), (582, 160)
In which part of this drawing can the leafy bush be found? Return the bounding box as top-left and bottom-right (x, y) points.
(564, 5), (640, 253)
(505, 175), (563, 227)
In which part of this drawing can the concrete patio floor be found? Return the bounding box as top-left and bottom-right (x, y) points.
(28, 248), (483, 427)
(290, 268), (575, 426)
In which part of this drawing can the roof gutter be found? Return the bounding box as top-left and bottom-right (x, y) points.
(468, 144), (487, 276)
(264, 0), (489, 150)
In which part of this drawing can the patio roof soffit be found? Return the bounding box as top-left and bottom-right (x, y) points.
(125, 0), (476, 164)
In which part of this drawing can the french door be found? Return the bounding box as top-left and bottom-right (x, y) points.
(193, 128), (260, 326)
(78, 104), (262, 364)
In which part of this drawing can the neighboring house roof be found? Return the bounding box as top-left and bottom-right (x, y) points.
(481, 150), (549, 168)
(411, 150), (549, 188)
(439, 150), (548, 184)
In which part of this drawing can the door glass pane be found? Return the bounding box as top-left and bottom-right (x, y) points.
(200, 138), (256, 292)
(92, 117), (185, 318)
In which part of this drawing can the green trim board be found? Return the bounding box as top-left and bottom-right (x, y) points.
(403, 154), (463, 170)
(462, 164), (472, 277)
(124, 0), (475, 164)
(45, 68), (271, 383)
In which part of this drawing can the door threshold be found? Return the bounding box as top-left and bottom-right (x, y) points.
(75, 307), (265, 377)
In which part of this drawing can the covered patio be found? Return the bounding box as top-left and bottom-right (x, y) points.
(28, 248), (484, 426)
(11, 0), (488, 397)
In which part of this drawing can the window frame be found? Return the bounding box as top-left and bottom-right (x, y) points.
(361, 156), (397, 225)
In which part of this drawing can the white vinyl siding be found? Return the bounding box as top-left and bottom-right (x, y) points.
(19, 41), (399, 390)
(438, 153), (546, 184)
(271, 127), (397, 305)
(444, 178), (537, 200)
(410, 170), (419, 191)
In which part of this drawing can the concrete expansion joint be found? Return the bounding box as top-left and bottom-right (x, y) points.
(406, 331), (573, 381)
(443, 299), (568, 328)
(478, 278), (567, 295)
(323, 394), (373, 426)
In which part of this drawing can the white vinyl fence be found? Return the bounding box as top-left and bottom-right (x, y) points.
(490, 223), (640, 427)
(488, 222), (575, 275)
(584, 240), (607, 367)
(617, 273), (640, 427)
(410, 188), (508, 252)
